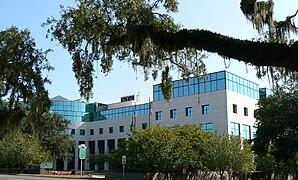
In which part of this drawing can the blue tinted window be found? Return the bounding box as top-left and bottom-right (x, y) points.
(199, 83), (205, 93)
(242, 124), (251, 139)
(231, 122), (240, 136)
(185, 107), (192, 117)
(189, 78), (195, 84)
(211, 81), (217, 91)
(210, 73), (217, 80)
(201, 123), (213, 133)
(202, 104), (210, 114)
(173, 88), (178, 98)
(155, 111), (162, 120)
(217, 71), (225, 79)
(179, 87), (183, 97)
(173, 81), (179, 88)
(205, 82), (211, 92)
(194, 85), (198, 94)
(183, 86), (189, 96)
(217, 79), (225, 90)
(189, 85), (195, 95)
(170, 109), (177, 119)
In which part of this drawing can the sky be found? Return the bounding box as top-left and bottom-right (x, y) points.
(0, 0), (297, 104)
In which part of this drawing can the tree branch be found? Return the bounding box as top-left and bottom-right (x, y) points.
(142, 27), (298, 71)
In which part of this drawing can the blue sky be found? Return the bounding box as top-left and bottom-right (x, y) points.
(0, 0), (297, 103)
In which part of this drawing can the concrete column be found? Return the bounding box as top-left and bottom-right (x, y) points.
(74, 143), (79, 170)
(63, 158), (68, 170)
(94, 140), (99, 171)
(104, 140), (109, 170)
(115, 139), (118, 150)
(85, 143), (90, 170)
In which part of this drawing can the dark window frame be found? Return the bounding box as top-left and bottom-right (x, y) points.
(119, 125), (124, 133)
(109, 127), (113, 134)
(170, 109), (177, 119)
(233, 104), (237, 114)
(99, 128), (103, 134)
(90, 129), (94, 135)
(185, 107), (192, 117)
(201, 104), (210, 115)
(79, 129), (85, 136)
(244, 107), (248, 116)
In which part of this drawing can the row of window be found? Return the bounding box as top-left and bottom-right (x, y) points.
(153, 71), (260, 101)
(153, 72), (226, 101)
(231, 122), (256, 139)
(72, 122), (213, 137)
(155, 105), (210, 120)
(232, 104), (249, 116)
(93, 103), (151, 121)
(72, 123), (150, 136)
(51, 101), (86, 112)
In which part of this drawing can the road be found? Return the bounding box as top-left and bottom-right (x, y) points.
(0, 174), (93, 180)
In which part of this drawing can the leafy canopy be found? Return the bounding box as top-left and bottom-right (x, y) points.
(44, 0), (207, 100)
(0, 27), (53, 133)
(253, 91), (298, 175)
(45, 0), (298, 100)
(107, 125), (254, 178)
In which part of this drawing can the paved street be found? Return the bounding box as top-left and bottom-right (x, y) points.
(0, 174), (93, 180)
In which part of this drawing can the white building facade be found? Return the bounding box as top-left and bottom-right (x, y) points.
(51, 70), (260, 171)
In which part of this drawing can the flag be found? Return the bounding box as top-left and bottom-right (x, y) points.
(149, 106), (153, 118)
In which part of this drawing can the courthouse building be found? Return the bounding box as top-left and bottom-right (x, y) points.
(50, 70), (265, 171)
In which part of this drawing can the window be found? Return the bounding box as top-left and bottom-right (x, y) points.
(244, 107), (248, 116)
(242, 124), (251, 139)
(90, 129), (94, 135)
(202, 104), (210, 115)
(201, 123), (213, 133)
(252, 126), (257, 138)
(99, 128), (103, 134)
(170, 109), (177, 119)
(109, 127), (113, 134)
(185, 107), (192, 117)
(155, 111), (162, 120)
(233, 104), (237, 114)
(119, 125), (124, 133)
(79, 129), (85, 136)
(142, 123), (147, 129)
(231, 122), (240, 136)
(70, 129), (75, 135)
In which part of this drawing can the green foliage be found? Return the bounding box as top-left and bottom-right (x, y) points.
(108, 125), (255, 178)
(20, 112), (75, 159)
(0, 111), (75, 170)
(44, 0), (207, 101)
(253, 91), (298, 176)
(255, 152), (277, 179)
(0, 27), (53, 134)
(208, 135), (255, 179)
(44, 0), (298, 100)
(0, 130), (50, 169)
(109, 125), (213, 172)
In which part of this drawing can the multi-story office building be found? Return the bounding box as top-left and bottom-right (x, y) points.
(50, 70), (265, 171)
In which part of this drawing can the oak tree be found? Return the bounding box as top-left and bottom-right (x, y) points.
(45, 0), (298, 100)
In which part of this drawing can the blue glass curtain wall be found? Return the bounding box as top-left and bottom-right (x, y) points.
(50, 100), (86, 122)
(153, 71), (259, 101)
(95, 103), (152, 121)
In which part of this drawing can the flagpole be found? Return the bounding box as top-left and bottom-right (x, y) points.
(134, 101), (136, 128)
(149, 97), (151, 127)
